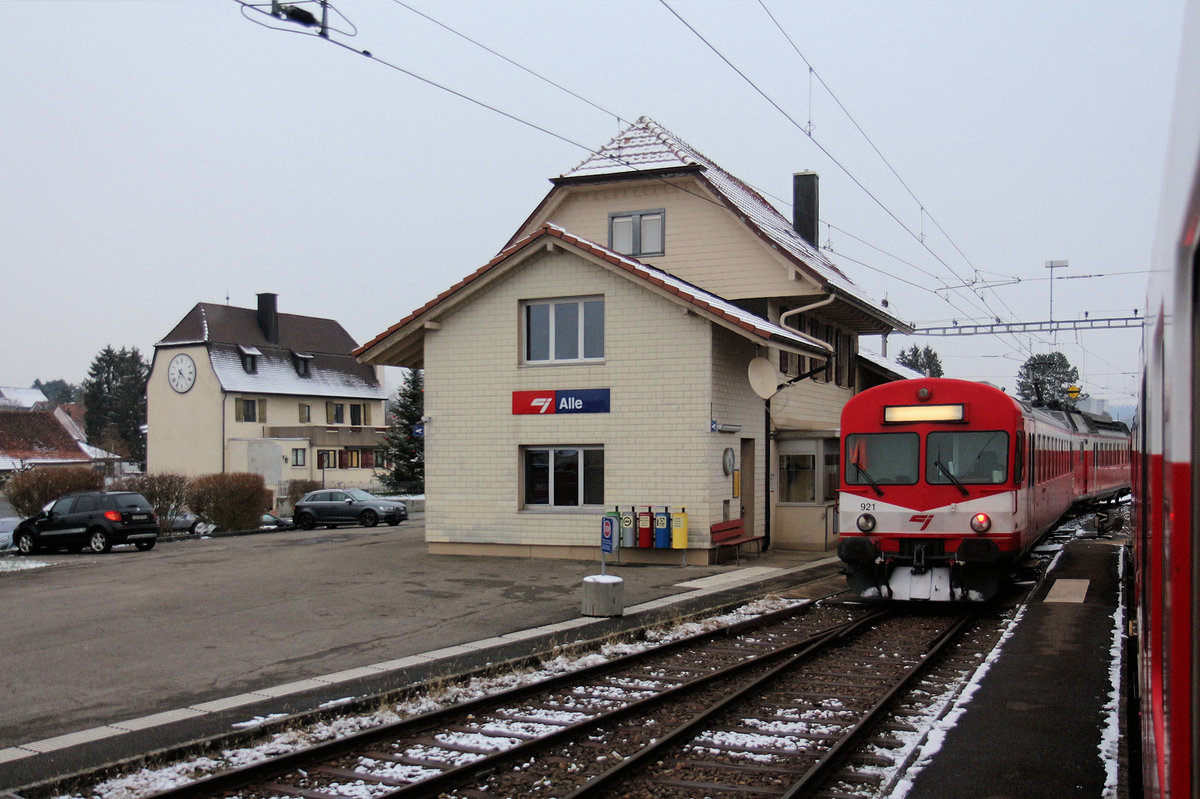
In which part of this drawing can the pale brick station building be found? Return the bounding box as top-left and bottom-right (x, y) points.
(356, 117), (912, 564)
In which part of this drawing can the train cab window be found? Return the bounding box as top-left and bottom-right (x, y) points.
(926, 430), (1009, 485)
(844, 433), (919, 486)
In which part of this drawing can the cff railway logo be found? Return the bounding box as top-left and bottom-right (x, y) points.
(512, 388), (611, 415)
(909, 514), (934, 531)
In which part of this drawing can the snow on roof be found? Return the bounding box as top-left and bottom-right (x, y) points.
(858, 349), (925, 380)
(209, 346), (386, 400)
(560, 117), (905, 330)
(0, 386), (49, 409)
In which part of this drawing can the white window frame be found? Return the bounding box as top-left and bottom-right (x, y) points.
(608, 209), (664, 256)
(522, 296), (604, 364)
(521, 445), (604, 509)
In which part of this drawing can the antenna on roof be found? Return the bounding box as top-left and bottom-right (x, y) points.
(226, 291), (230, 305)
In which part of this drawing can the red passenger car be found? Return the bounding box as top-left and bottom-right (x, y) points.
(837, 378), (1129, 601)
(1132, 3), (1199, 793)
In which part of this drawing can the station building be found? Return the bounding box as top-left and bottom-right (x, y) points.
(357, 117), (911, 562)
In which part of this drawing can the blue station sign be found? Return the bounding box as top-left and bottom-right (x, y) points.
(513, 388), (611, 415)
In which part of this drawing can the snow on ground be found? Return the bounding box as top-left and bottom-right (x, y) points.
(0, 556), (49, 573)
(53, 596), (804, 799)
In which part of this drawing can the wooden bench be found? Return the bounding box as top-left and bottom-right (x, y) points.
(710, 520), (764, 565)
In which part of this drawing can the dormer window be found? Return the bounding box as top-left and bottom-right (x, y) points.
(239, 345), (261, 374)
(609, 210), (664, 256)
(293, 351), (313, 377)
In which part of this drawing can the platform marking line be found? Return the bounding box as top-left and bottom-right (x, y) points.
(0, 747), (38, 763)
(1045, 578), (1090, 603)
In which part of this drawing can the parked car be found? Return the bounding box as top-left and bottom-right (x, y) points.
(170, 509), (207, 534)
(260, 512), (293, 530)
(293, 489), (407, 529)
(14, 491), (159, 554)
(0, 517), (18, 551)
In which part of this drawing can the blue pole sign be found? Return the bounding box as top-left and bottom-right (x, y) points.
(601, 516), (616, 554)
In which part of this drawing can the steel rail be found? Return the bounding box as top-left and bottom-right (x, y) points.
(561, 609), (894, 798)
(142, 599), (848, 799)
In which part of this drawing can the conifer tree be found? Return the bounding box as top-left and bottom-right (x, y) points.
(379, 369), (424, 494)
(82, 345), (149, 465)
(897, 344), (944, 377)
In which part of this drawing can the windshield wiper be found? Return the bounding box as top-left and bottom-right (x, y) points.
(935, 460), (969, 497)
(854, 460), (884, 497)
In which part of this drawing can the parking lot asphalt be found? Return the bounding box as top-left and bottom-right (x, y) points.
(0, 517), (840, 790)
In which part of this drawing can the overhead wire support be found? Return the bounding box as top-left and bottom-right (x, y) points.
(915, 316), (1142, 336)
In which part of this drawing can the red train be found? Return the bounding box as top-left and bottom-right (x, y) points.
(1131, 3), (1199, 794)
(837, 377), (1130, 601)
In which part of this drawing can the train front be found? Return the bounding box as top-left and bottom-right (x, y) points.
(836, 379), (1026, 601)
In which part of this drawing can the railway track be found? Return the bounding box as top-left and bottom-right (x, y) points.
(128, 601), (985, 799)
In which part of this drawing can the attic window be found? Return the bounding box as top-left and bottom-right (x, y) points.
(609, 210), (664, 256)
(293, 351), (314, 378)
(238, 345), (261, 374)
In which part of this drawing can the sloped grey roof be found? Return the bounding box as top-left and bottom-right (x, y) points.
(555, 116), (909, 334)
(158, 302), (383, 399)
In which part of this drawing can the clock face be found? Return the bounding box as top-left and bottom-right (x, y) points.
(167, 353), (196, 393)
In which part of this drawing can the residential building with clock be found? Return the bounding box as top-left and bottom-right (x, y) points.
(146, 293), (389, 509)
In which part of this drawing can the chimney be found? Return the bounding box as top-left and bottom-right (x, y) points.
(792, 171), (819, 248)
(257, 292), (279, 344)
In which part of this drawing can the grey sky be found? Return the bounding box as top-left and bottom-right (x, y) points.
(1, 0), (1185, 406)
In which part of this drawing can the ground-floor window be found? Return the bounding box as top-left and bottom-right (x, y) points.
(292, 448), (306, 467)
(779, 437), (839, 503)
(522, 445), (604, 507)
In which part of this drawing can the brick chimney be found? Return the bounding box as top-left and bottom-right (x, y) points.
(792, 171), (819, 248)
(257, 292), (279, 344)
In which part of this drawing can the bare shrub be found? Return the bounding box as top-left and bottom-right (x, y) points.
(285, 479), (320, 508)
(119, 473), (192, 531)
(4, 466), (104, 518)
(187, 473), (268, 533)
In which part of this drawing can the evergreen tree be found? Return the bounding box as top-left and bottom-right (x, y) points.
(379, 369), (424, 494)
(33, 378), (81, 404)
(1015, 351), (1085, 408)
(82, 346), (150, 465)
(897, 344), (944, 377)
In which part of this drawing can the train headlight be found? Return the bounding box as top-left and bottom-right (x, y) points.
(856, 513), (877, 533)
(970, 513), (992, 533)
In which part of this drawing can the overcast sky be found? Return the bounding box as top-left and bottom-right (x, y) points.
(0, 0), (1186, 407)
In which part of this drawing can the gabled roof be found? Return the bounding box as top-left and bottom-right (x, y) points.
(157, 302), (383, 399)
(0, 410), (93, 471)
(356, 224), (832, 370)
(511, 116), (911, 336)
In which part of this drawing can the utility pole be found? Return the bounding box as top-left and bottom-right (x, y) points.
(1045, 259), (1069, 328)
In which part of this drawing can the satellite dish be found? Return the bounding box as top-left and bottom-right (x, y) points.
(748, 357), (780, 399)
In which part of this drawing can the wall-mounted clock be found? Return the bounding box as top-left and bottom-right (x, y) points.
(722, 447), (735, 475)
(167, 353), (196, 393)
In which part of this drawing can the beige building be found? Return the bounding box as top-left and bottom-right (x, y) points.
(147, 294), (388, 508)
(358, 118), (912, 561)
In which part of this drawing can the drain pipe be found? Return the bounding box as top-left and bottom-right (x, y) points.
(769, 294), (836, 552)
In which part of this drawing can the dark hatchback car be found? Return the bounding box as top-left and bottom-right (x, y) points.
(293, 489), (407, 529)
(14, 491), (159, 554)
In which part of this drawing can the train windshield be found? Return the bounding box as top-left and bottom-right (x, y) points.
(926, 431), (1009, 485)
(844, 433), (919, 486)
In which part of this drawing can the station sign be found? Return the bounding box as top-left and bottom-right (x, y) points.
(512, 388), (610, 415)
